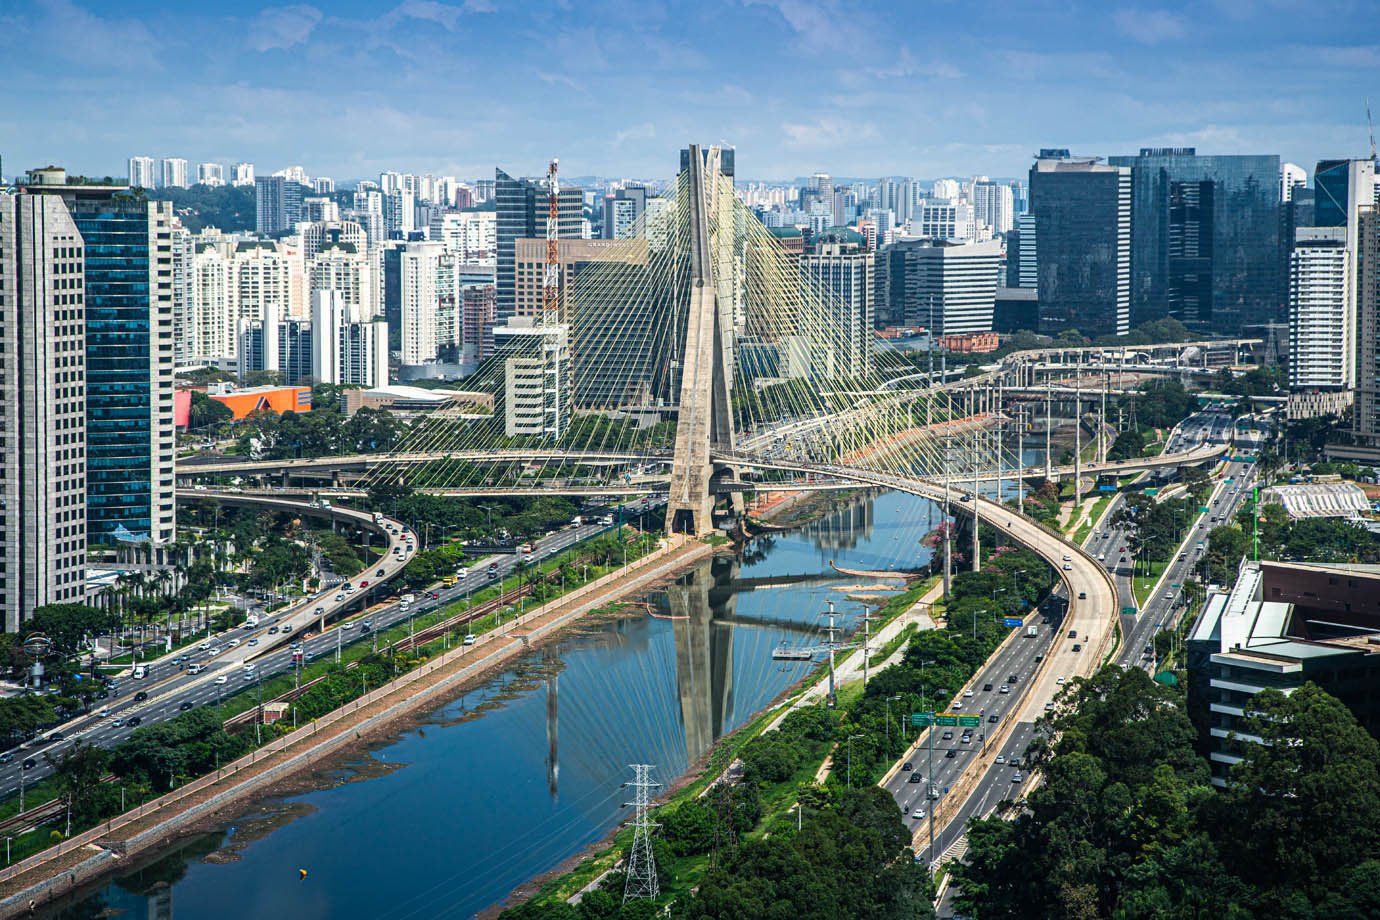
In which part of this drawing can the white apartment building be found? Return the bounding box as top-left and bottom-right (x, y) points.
(1288, 227), (1351, 393)
(160, 158), (189, 189)
(912, 200), (976, 242)
(311, 291), (388, 387)
(972, 180), (1014, 235)
(399, 241), (445, 365)
(1281, 162), (1307, 203)
(430, 210), (497, 264)
(309, 242), (374, 321)
(189, 239), (236, 365)
(128, 156), (156, 189)
(197, 162), (225, 187)
(231, 162), (255, 186)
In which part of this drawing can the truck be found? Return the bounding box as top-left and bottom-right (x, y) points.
(373, 512), (385, 525)
(401, 593), (416, 607)
(1025, 624), (1038, 638)
(132, 665), (148, 680)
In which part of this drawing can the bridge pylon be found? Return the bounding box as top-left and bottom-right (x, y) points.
(667, 144), (737, 536)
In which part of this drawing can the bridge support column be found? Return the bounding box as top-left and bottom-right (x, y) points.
(667, 144), (737, 537)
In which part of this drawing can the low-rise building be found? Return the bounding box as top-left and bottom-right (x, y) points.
(1188, 560), (1380, 785)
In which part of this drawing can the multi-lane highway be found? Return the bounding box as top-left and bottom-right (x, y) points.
(0, 498), (647, 798)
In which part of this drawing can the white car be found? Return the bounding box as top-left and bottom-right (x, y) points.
(214, 675), (228, 685)
(228, 638), (241, 648)
(1062, 555), (1071, 562)
(207, 647), (222, 657)
(1062, 563), (1072, 571)
(463, 634), (477, 646)
(963, 689), (974, 698)
(995, 755), (1006, 765)
(1056, 676), (1066, 685)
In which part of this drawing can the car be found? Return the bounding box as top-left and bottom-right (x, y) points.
(959, 734), (971, 744)
(243, 671), (255, 681)
(1062, 555), (1071, 562)
(952, 701), (963, 710)
(963, 689), (974, 698)
(982, 683), (993, 692)
(360, 580), (369, 589)
(208, 647), (222, 656)
(429, 592), (440, 600)
(214, 676), (228, 685)
(134, 691), (148, 702)
(1009, 675), (1018, 683)
(343, 621), (355, 630)
(1067, 629), (1077, 639)
(228, 638), (241, 648)
(911, 809), (926, 820)
(995, 754), (1006, 764)
(0, 753), (11, 765)
(199, 642), (211, 651)
(901, 762), (913, 771)
(959, 494), (971, 502)
(344, 584), (355, 593)
(1164, 592), (1174, 600)
(179, 701), (194, 711)
(945, 749), (957, 758)
(1044, 701), (1055, 711)
(1072, 643), (1082, 652)
(334, 594), (345, 602)
(1120, 546), (1127, 552)
(377, 568), (386, 577)
(463, 634), (477, 646)
(315, 606), (325, 615)
(268, 626), (279, 635)
(1097, 553), (1105, 561)
(127, 716), (142, 727)
(941, 730), (953, 740)
(21, 759), (35, 770)
(988, 714), (999, 723)
(999, 685), (1010, 694)
(1034, 654), (1044, 663)
(363, 619), (373, 629)
(1062, 563), (1072, 571)
(1056, 676), (1066, 685)
(172, 655), (186, 664)
(1078, 591), (1087, 599)
(1012, 773), (1024, 783)
(908, 773), (923, 783)
(46, 732), (64, 742)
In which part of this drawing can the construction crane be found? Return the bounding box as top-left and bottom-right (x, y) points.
(543, 158), (560, 317)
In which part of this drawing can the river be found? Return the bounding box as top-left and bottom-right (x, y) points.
(45, 490), (948, 919)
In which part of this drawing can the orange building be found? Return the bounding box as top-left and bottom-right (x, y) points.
(936, 332), (999, 354)
(207, 385), (312, 419)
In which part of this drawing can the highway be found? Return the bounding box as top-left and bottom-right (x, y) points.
(0, 496), (652, 797)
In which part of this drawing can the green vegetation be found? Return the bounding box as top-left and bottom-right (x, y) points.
(233, 396), (401, 458)
(1236, 501), (1380, 564)
(145, 184), (257, 233)
(955, 667), (1380, 920)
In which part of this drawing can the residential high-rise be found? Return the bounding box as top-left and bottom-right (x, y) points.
(0, 192), (89, 629)
(1108, 148), (1282, 331)
(20, 168), (176, 546)
(255, 175), (303, 236)
(309, 236), (374, 320)
(160, 158), (189, 190)
(302, 197), (339, 224)
(429, 210), (497, 263)
(1029, 150), (1131, 337)
(494, 318), (570, 437)
(384, 187), (415, 237)
(314, 177), (335, 195)
(972, 180), (1014, 235)
(189, 236), (236, 365)
(881, 238), (1002, 335)
(1287, 228), (1351, 414)
(495, 167), (583, 321)
(196, 163), (224, 187)
(127, 156), (155, 189)
(801, 237), (874, 377)
(237, 302), (312, 383)
(396, 240), (445, 365)
(462, 284), (497, 366)
(311, 291), (388, 387)
(231, 162), (255, 187)
(170, 223), (195, 368)
(911, 200), (976, 241)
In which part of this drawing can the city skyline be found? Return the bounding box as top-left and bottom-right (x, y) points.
(1, 0), (1377, 182)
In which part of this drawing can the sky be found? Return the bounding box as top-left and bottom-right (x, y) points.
(1, 0), (1377, 184)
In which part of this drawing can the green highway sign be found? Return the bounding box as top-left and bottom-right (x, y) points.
(1122, 606), (1138, 615)
(1144, 487), (1160, 496)
(935, 714), (959, 726)
(911, 712), (934, 727)
(1199, 506), (1210, 513)
(958, 716), (981, 728)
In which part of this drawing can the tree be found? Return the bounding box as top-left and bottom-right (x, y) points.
(187, 391), (234, 432)
(44, 742), (111, 824)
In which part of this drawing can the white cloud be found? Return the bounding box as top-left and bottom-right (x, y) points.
(744, 0), (870, 55)
(34, 0), (160, 72)
(247, 5), (322, 52)
(780, 117), (881, 150)
(613, 122), (657, 147)
(1113, 8), (1188, 45)
(382, 0), (494, 32)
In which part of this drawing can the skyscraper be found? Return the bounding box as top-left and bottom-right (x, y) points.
(231, 162), (255, 187)
(972, 180), (1014, 235)
(160, 158), (189, 190)
(255, 175), (303, 236)
(127, 156), (155, 189)
(311, 291), (388, 387)
(0, 191), (90, 629)
(495, 168), (583, 321)
(801, 237), (875, 377)
(602, 186), (647, 240)
(1005, 212), (1037, 289)
(1108, 148), (1282, 331)
(1029, 151), (1131, 338)
(1352, 210), (1380, 446)
(196, 163), (224, 187)
(1281, 162), (1307, 202)
(20, 168), (176, 546)
(1287, 228), (1350, 407)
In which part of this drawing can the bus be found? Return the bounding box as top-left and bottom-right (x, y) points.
(441, 575), (459, 587)
(517, 543), (534, 555)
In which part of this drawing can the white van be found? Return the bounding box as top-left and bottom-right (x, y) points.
(132, 665), (148, 680)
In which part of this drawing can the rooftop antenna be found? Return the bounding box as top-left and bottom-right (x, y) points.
(1367, 99), (1378, 163)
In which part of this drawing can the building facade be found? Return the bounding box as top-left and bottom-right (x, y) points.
(1287, 227), (1350, 400)
(882, 238), (1002, 335)
(0, 193), (89, 629)
(495, 168), (583, 322)
(1029, 151), (1131, 338)
(801, 239), (874, 378)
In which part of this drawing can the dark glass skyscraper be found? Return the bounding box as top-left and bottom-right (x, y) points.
(1029, 153), (1131, 338)
(1108, 148), (1281, 332)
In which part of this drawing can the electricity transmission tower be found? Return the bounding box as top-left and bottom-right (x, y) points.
(623, 764), (661, 903)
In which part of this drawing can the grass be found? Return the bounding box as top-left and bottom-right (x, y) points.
(1132, 560), (1169, 608)
(1072, 494), (1115, 544)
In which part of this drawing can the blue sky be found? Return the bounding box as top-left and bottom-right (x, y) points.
(1, 0), (1377, 183)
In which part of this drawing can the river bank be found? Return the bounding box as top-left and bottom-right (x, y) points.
(0, 535), (719, 918)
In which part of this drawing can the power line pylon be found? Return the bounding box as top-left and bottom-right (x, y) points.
(623, 763), (661, 903)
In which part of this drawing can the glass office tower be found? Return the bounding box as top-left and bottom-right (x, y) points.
(1108, 148), (1282, 332)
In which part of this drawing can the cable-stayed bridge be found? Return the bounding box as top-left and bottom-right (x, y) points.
(181, 144), (1254, 527)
